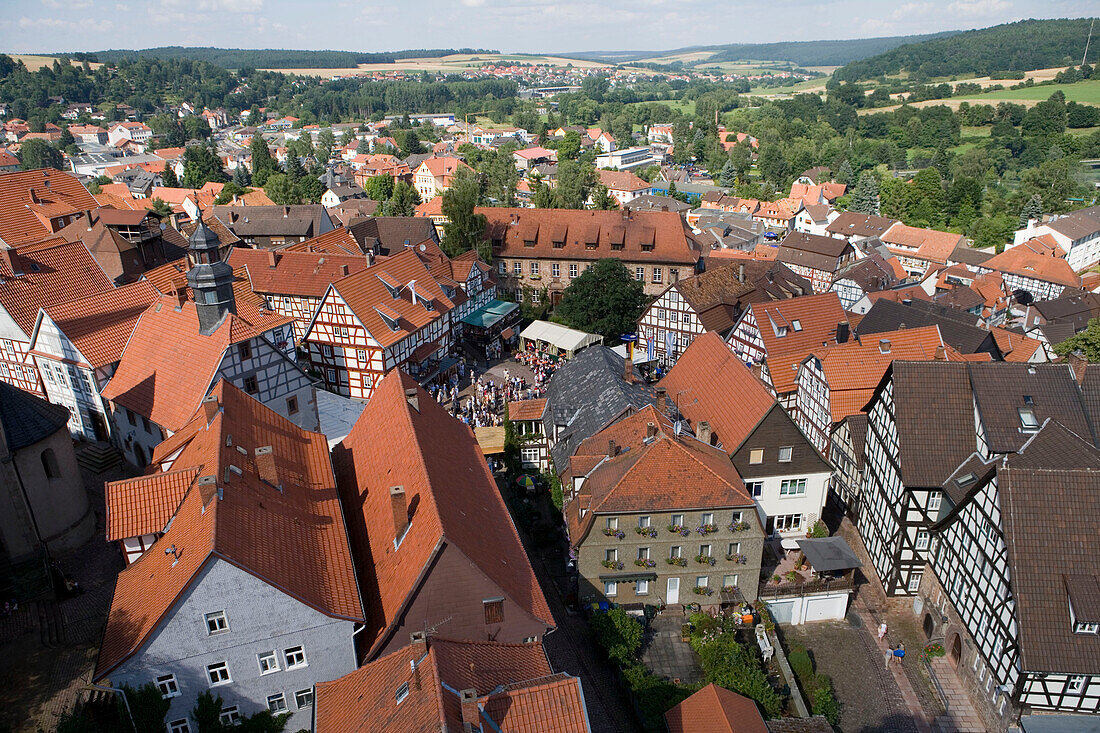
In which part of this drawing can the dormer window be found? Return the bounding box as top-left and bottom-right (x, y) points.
(1075, 622), (1099, 634)
(776, 326), (788, 337)
(1018, 407), (1039, 431)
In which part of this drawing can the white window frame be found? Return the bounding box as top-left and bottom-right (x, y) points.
(604, 581), (618, 596)
(531, 261), (540, 276)
(745, 481), (763, 498)
(652, 267), (662, 283)
(284, 645), (307, 670)
(671, 514), (683, 526)
(638, 515), (651, 528)
(267, 692), (288, 713)
(723, 574), (739, 587)
(294, 689), (314, 709)
(928, 491), (942, 512)
(908, 572), (923, 593)
(778, 446), (793, 463)
(916, 531), (930, 551)
(695, 576), (708, 588)
(1067, 676), (1087, 694)
(570, 264), (578, 278)
(204, 610), (228, 635)
(168, 719), (191, 733)
(219, 707), (240, 726)
(156, 673), (180, 699)
(749, 449), (764, 464)
(635, 267), (645, 281)
(206, 662), (231, 687)
(779, 478), (807, 496)
(551, 263), (560, 278)
(636, 579), (649, 594)
(396, 681), (410, 704)
(701, 512), (714, 525)
(258, 650), (280, 675)
(606, 516), (618, 530)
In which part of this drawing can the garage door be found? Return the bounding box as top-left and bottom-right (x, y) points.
(804, 595), (845, 623)
(767, 599), (794, 625)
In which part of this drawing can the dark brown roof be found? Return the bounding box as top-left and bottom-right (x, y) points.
(210, 205), (332, 239)
(834, 254), (901, 293)
(664, 261), (809, 335)
(775, 232), (853, 274)
(347, 216), (438, 255)
(948, 243), (995, 267)
(855, 299), (999, 357)
(825, 212), (898, 239)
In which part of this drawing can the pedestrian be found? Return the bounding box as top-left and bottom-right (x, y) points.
(893, 642), (906, 665)
(878, 622), (887, 640)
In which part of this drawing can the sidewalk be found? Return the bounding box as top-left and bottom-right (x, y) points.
(854, 597), (933, 733)
(929, 657), (987, 733)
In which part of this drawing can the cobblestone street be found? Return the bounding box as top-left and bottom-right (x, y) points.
(0, 456), (128, 732)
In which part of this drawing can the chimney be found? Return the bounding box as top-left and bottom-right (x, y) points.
(623, 353), (634, 383)
(267, 250), (278, 268)
(608, 439), (618, 457)
(738, 264), (745, 283)
(405, 387), (420, 412)
(0, 248), (22, 276)
(1069, 350), (1088, 385)
(85, 209), (94, 230)
(283, 206), (290, 218)
(460, 689), (479, 732)
(646, 421), (657, 439)
(389, 485), (408, 539)
(202, 394), (219, 424)
(879, 339), (891, 354)
(933, 345), (946, 361)
(697, 421), (713, 445)
(836, 322), (850, 344)
(254, 446), (277, 486)
(410, 630), (428, 652)
(341, 264), (349, 277)
(656, 387), (667, 415)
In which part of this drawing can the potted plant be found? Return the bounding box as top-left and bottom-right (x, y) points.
(694, 553), (717, 566)
(634, 558), (656, 568)
(692, 585), (714, 596)
(666, 557), (688, 567)
(784, 570), (799, 583)
(634, 526), (658, 537)
(602, 528), (625, 539)
(696, 523), (719, 535)
(726, 553), (747, 564)
(771, 574), (781, 585)
(728, 520), (751, 532)
(601, 559), (624, 570)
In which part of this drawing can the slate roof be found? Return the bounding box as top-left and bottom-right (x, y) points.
(95, 380), (363, 680)
(660, 262), (810, 336)
(854, 299), (1000, 358)
(659, 331), (776, 454)
(209, 205), (331, 238)
(347, 216), (438, 255)
(948, 243), (995, 267)
(833, 254), (901, 293)
(665, 683), (768, 733)
(542, 346), (656, 470)
(0, 381), (70, 451)
(1045, 206), (1100, 241)
(333, 370), (553, 657)
(314, 637), (589, 733)
(623, 194), (692, 213)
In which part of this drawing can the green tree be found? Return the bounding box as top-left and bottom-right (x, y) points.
(388, 180), (422, 216)
(161, 162), (179, 188)
(1018, 193), (1044, 228)
(284, 152), (305, 182)
(232, 165), (251, 187)
(125, 682), (172, 733)
(590, 607), (643, 667)
(718, 159), (737, 188)
(557, 129), (582, 161)
(441, 168), (488, 259)
(730, 140), (753, 181)
(149, 197), (173, 218)
(1054, 318), (1100, 362)
(557, 258), (648, 344)
(18, 138), (63, 170)
(532, 180), (553, 209)
(363, 173), (395, 202)
(553, 160), (595, 209)
(757, 145), (789, 187)
(264, 173), (300, 205)
(591, 184), (619, 210)
(182, 144), (226, 188)
(316, 128), (336, 163)
(836, 159), (854, 185)
(1021, 92), (1067, 136)
(906, 167), (945, 227)
(848, 171), (880, 215)
(191, 690), (290, 733)
(296, 175), (324, 203)
(250, 135), (278, 187)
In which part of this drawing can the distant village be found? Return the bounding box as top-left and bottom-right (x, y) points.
(1, 87), (1100, 733)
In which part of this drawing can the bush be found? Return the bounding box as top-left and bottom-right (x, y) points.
(591, 607), (643, 667)
(811, 676), (840, 726)
(789, 646), (814, 681)
(622, 664), (694, 733)
(690, 620), (784, 718)
(547, 471), (563, 512)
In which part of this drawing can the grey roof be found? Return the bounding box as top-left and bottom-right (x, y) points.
(855, 299), (1000, 357)
(948, 243), (995, 267)
(210, 205), (331, 239)
(0, 381), (70, 451)
(1045, 206), (1100, 241)
(347, 217), (438, 254)
(623, 195), (691, 213)
(543, 346), (656, 471)
(316, 389), (366, 449)
(1020, 714), (1100, 733)
(795, 537), (862, 572)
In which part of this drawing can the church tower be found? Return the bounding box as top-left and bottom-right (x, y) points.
(186, 213), (236, 335)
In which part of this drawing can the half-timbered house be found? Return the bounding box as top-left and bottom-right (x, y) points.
(830, 253), (904, 309)
(775, 232), (856, 293)
(979, 240), (1082, 303)
(302, 249), (455, 400)
(726, 292), (849, 410)
(880, 223), (965, 278)
(637, 261), (810, 368)
(507, 398), (550, 472)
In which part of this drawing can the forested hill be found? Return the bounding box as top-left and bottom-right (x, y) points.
(85, 47), (499, 69)
(834, 18), (1095, 81)
(567, 32), (958, 67)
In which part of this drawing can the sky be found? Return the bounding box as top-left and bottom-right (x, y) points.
(0, 0), (1095, 56)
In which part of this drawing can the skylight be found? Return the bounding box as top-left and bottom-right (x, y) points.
(1018, 407), (1039, 430)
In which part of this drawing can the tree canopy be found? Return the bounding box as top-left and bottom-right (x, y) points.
(557, 258), (648, 344)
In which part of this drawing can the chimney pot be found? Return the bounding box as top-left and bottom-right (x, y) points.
(254, 445), (277, 486)
(202, 394), (219, 424)
(646, 421), (657, 439)
(738, 264), (745, 283)
(934, 345), (946, 361)
(389, 485), (408, 540)
(405, 387), (420, 412)
(623, 353), (634, 383)
(460, 689), (479, 732)
(697, 421), (713, 445)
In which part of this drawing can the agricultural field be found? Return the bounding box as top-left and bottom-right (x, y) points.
(8, 54), (102, 71)
(859, 79), (1100, 114)
(626, 97), (696, 114)
(260, 52), (611, 76)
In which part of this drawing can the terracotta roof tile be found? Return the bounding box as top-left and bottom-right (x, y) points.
(0, 240), (113, 337)
(227, 247), (370, 298)
(665, 683), (768, 733)
(983, 243), (1081, 288)
(35, 280), (158, 368)
(334, 370), (553, 656)
(507, 398), (547, 422)
(96, 380), (363, 680)
(595, 168), (650, 192)
(105, 467), (199, 541)
(0, 169), (98, 246)
(881, 224), (964, 265)
(283, 226), (363, 256)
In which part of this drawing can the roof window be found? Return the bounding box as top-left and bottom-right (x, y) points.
(1018, 407), (1039, 431)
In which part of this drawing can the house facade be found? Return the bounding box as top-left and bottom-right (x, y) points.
(1013, 206), (1100, 271)
(775, 231), (856, 294)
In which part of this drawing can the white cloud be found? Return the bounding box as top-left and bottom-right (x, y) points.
(156, 0), (264, 13)
(892, 2), (934, 18)
(18, 16), (113, 32)
(947, 0), (1012, 17)
(42, 0), (93, 8)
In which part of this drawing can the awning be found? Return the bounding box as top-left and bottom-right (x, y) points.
(598, 571), (658, 582)
(461, 299), (519, 329)
(475, 426), (506, 455)
(410, 338), (442, 364)
(796, 537), (863, 572)
(520, 320), (602, 353)
(501, 327), (515, 340)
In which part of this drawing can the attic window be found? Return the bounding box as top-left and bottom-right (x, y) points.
(776, 325), (788, 337)
(955, 472), (976, 488)
(1075, 622), (1099, 634)
(395, 682), (410, 704)
(791, 320), (802, 332)
(1023, 395), (1034, 405)
(1018, 407), (1039, 431)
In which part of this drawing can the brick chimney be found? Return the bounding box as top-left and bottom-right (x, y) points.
(405, 387), (420, 412)
(623, 353), (634, 383)
(697, 421), (713, 445)
(655, 387), (667, 415)
(934, 345), (946, 361)
(390, 485), (408, 540)
(202, 394), (219, 424)
(267, 250), (279, 268)
(0, 248), (23, 277)
(1068, 350), (1089, 385)
(646, 421), (658, 439)
(460, 689), (479, 732)
(608, 439), (618, 457)
(254, 446), (277, 486)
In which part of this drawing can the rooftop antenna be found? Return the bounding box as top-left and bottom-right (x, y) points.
(1084, 18), (1096, 67)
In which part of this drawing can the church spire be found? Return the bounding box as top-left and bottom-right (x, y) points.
(186, 211), (236, 335)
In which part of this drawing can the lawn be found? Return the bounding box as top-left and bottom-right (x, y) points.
(627, 98), (696, 114)
(950, 79), (1100, 107)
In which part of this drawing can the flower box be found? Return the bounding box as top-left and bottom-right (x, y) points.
(666, 524), (690, 536)
(728, 521), (751, 532)
(665, 557), (687, 567)
(601, 559), (624, 570)
(692, 586), (714, 596)
(634, 558), (657, 568)
(696, 524), (719, 535)
(602, 528), (625, 539)
(694, 554), (717, 566)
(634, 526), (658, 538)
(726, 553), (748, 564)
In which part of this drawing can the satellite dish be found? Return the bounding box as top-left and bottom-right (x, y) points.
(419, 243), (426, 251)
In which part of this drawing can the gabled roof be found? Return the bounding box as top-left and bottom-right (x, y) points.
(0, 380), (70, 451)
(881, 223), (963, 265)
(1044, 205), (1100, 241)
(660, 332), (775, 454)
(740, 292), (848, 394)
(34, 280), (158, 368)
(989, 327), (1043, 363)
(855, 299), (998, 357)
(595, 168), (650, 192)
(314, 636), (588, 733)
(210, 205), (331, 238)
(101, 294), (295, 431)
(507, 398), (546, 422)
(983, 243), (1081, 288)
(105, 467), (199, 541)
(776, 231), (854, 274)
(96, 380), (362, 680)
(663, 261), (810, 334)
(227, 247), (369, 298)
(0, 169), (98, 246)
(0, 240), (113, 338)
(833, 253), (901, 292)
(333, 370), (553, 657)
(825, 212), (898, 239)
(664, 683), (768, 733)
(317, 249), (454, 349)
(347, 216), (438, 254)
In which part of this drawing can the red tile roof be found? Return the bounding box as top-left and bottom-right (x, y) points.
(665, 683), (768, 733)
(983, 242), (1081, 288)
(317, 248), (454, 349)
(0, 170), (99, 245)
(0, 240), (113, 337)
(105, 467), (199, 541)
(227, 247), (370, 298)
(659, 331), (776, 454)
(334, 370), (553, 657)
(595, 168), (650, 193)
(739, 291), (849, 395)
(282, 226), (363, 255)
(483, 208), (701, 265)
(507, 398), (547, 422)
(95, 380), (363, 680)
(990, 327), (1043, 363)
(101, 292), (293, 432)
(881, 223), (964, 266)
(35, 280), (158, 368)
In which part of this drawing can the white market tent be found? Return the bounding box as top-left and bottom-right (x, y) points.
(519, 320), (602, 358)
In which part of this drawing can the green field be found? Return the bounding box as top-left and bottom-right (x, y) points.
(951, 79), (1100, 106)
(627, 98), (696, 114)
(748, 78), (826, 96)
